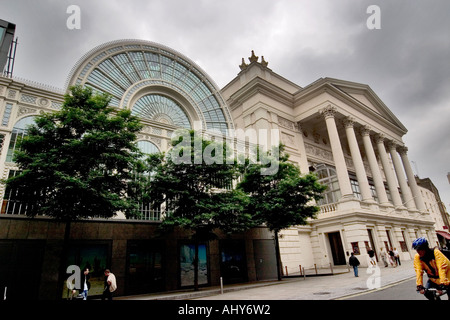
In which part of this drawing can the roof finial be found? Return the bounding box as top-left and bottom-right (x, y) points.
(249, 50), (258, 63)
(261, 56), (268, 68)
(239, 57), (248, 70)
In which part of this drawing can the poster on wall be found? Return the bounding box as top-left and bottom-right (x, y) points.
(62, 242), (110, 299)
(179, 243), (208, 287)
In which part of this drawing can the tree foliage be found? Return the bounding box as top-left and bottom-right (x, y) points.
(238, 144), (326, 233)
(238, 144), (326, 280)
(144, 129), (253, 238)
(5, 85), (143, 221)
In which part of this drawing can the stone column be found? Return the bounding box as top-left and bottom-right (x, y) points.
(388, 142), (416, 210)
(344, 117), (373, 202)
(399, 146), (426, 212)
(361, 126), (390, 205)
(320, 106), (353, 199)
(375, 134), (404, 208)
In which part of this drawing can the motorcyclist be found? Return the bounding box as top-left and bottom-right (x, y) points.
(412, 237), (450, 300)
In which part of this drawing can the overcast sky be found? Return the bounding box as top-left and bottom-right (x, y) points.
(2, 0), (449, 214)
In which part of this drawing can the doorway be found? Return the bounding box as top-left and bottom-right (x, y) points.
(367, 229), (378, 261)
(328, 232), (346, 265)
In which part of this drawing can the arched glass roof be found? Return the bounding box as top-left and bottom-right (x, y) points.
(66, 40), (234, 135)
(132, 94), (191, 128)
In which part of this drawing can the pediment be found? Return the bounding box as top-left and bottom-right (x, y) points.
(295, 77), (407, 133)
(330, 80), (406, 132)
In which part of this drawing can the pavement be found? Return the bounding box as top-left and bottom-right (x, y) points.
(116, 259), (416, 300)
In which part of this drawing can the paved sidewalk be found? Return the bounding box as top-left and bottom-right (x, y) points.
(116, 259), (415, 300)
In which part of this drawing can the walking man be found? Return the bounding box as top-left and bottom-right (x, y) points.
(349, 252), (360, 277)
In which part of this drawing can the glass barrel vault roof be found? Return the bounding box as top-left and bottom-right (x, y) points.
(66, 40), (233, 135)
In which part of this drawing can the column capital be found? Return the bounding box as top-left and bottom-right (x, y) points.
(343, 116), (356, 128)
(361, 125), (372, 136)
(374, 133), (385, 144)
(386, 140), (398, 151)
(398, 146), (409, 155)
(320, 105), (337, 119)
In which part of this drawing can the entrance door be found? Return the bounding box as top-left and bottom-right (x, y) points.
(367, 229), (378, 261)
(253, 240), (277, 280)
(328, 232), (346, 265)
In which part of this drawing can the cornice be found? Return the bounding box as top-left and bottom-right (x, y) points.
(310, 210), (435, 228)
(294, 78), (407, 136)
(226, 76), (294, 111)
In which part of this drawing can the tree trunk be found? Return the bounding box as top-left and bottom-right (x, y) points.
(274, 230), (282, 281)
(57, 220), (71, 299)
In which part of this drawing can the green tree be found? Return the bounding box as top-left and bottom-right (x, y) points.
(238, 144), (326, 280)
(144, 129), (252, 290)
(4, 85), (143, 297)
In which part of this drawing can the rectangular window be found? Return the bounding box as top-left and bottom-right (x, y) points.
(2, 103), (13, 126)
(350, 179), (362, 200)
(1, 170), (27, 215)
(351, 242), (360, 255)
(369, 184), (378, 202)
(0, 133), (5, 156)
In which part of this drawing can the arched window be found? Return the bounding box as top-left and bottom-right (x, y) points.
(315, 164), (341, 205)
(6, 116), (36, 162)
(135, 140), (161, 221)
(137, 140), (160, 155)
(67, 40), (234, 135)
(132, 95), (191, 129)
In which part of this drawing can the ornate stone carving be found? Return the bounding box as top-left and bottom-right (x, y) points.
(374, 133), (385, 144)
(386, 140), (398, 151)
(281, 132), (295, 147)
(398, 146), (408, 155)
(278, 116), (297, 131)
(320, 105), (337, 119)
(305, 142), (333, 162)
(239, 58), (248, 70)
(260, 56), (268, 68)
(343, 116), (355, 128)
(38, 98), (50, 107)
(361, 125), (372, 136)
(18, 106), (37, 117)
(7, 90), (16, 99)
(249, 50), (258, 63)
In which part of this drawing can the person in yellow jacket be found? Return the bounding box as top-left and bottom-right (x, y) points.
(412, 237), (450, 300)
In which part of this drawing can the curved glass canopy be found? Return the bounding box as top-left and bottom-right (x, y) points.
(132, 94), (191, 128)
(67, 40), (233, 135)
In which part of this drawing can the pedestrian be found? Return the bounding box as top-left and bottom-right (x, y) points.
(80, 267), (91, 300)
(388, 248), (396, 267)
(349, 252), (360, 277)
(102, 269), (117, 300)
(379, 248), (388, 267)
(393, 247), (401, 266)
(66, 275), (77, 300)
(367, 247), (376, 266)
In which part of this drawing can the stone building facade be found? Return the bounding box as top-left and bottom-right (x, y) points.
(0, 39), (442, 298)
